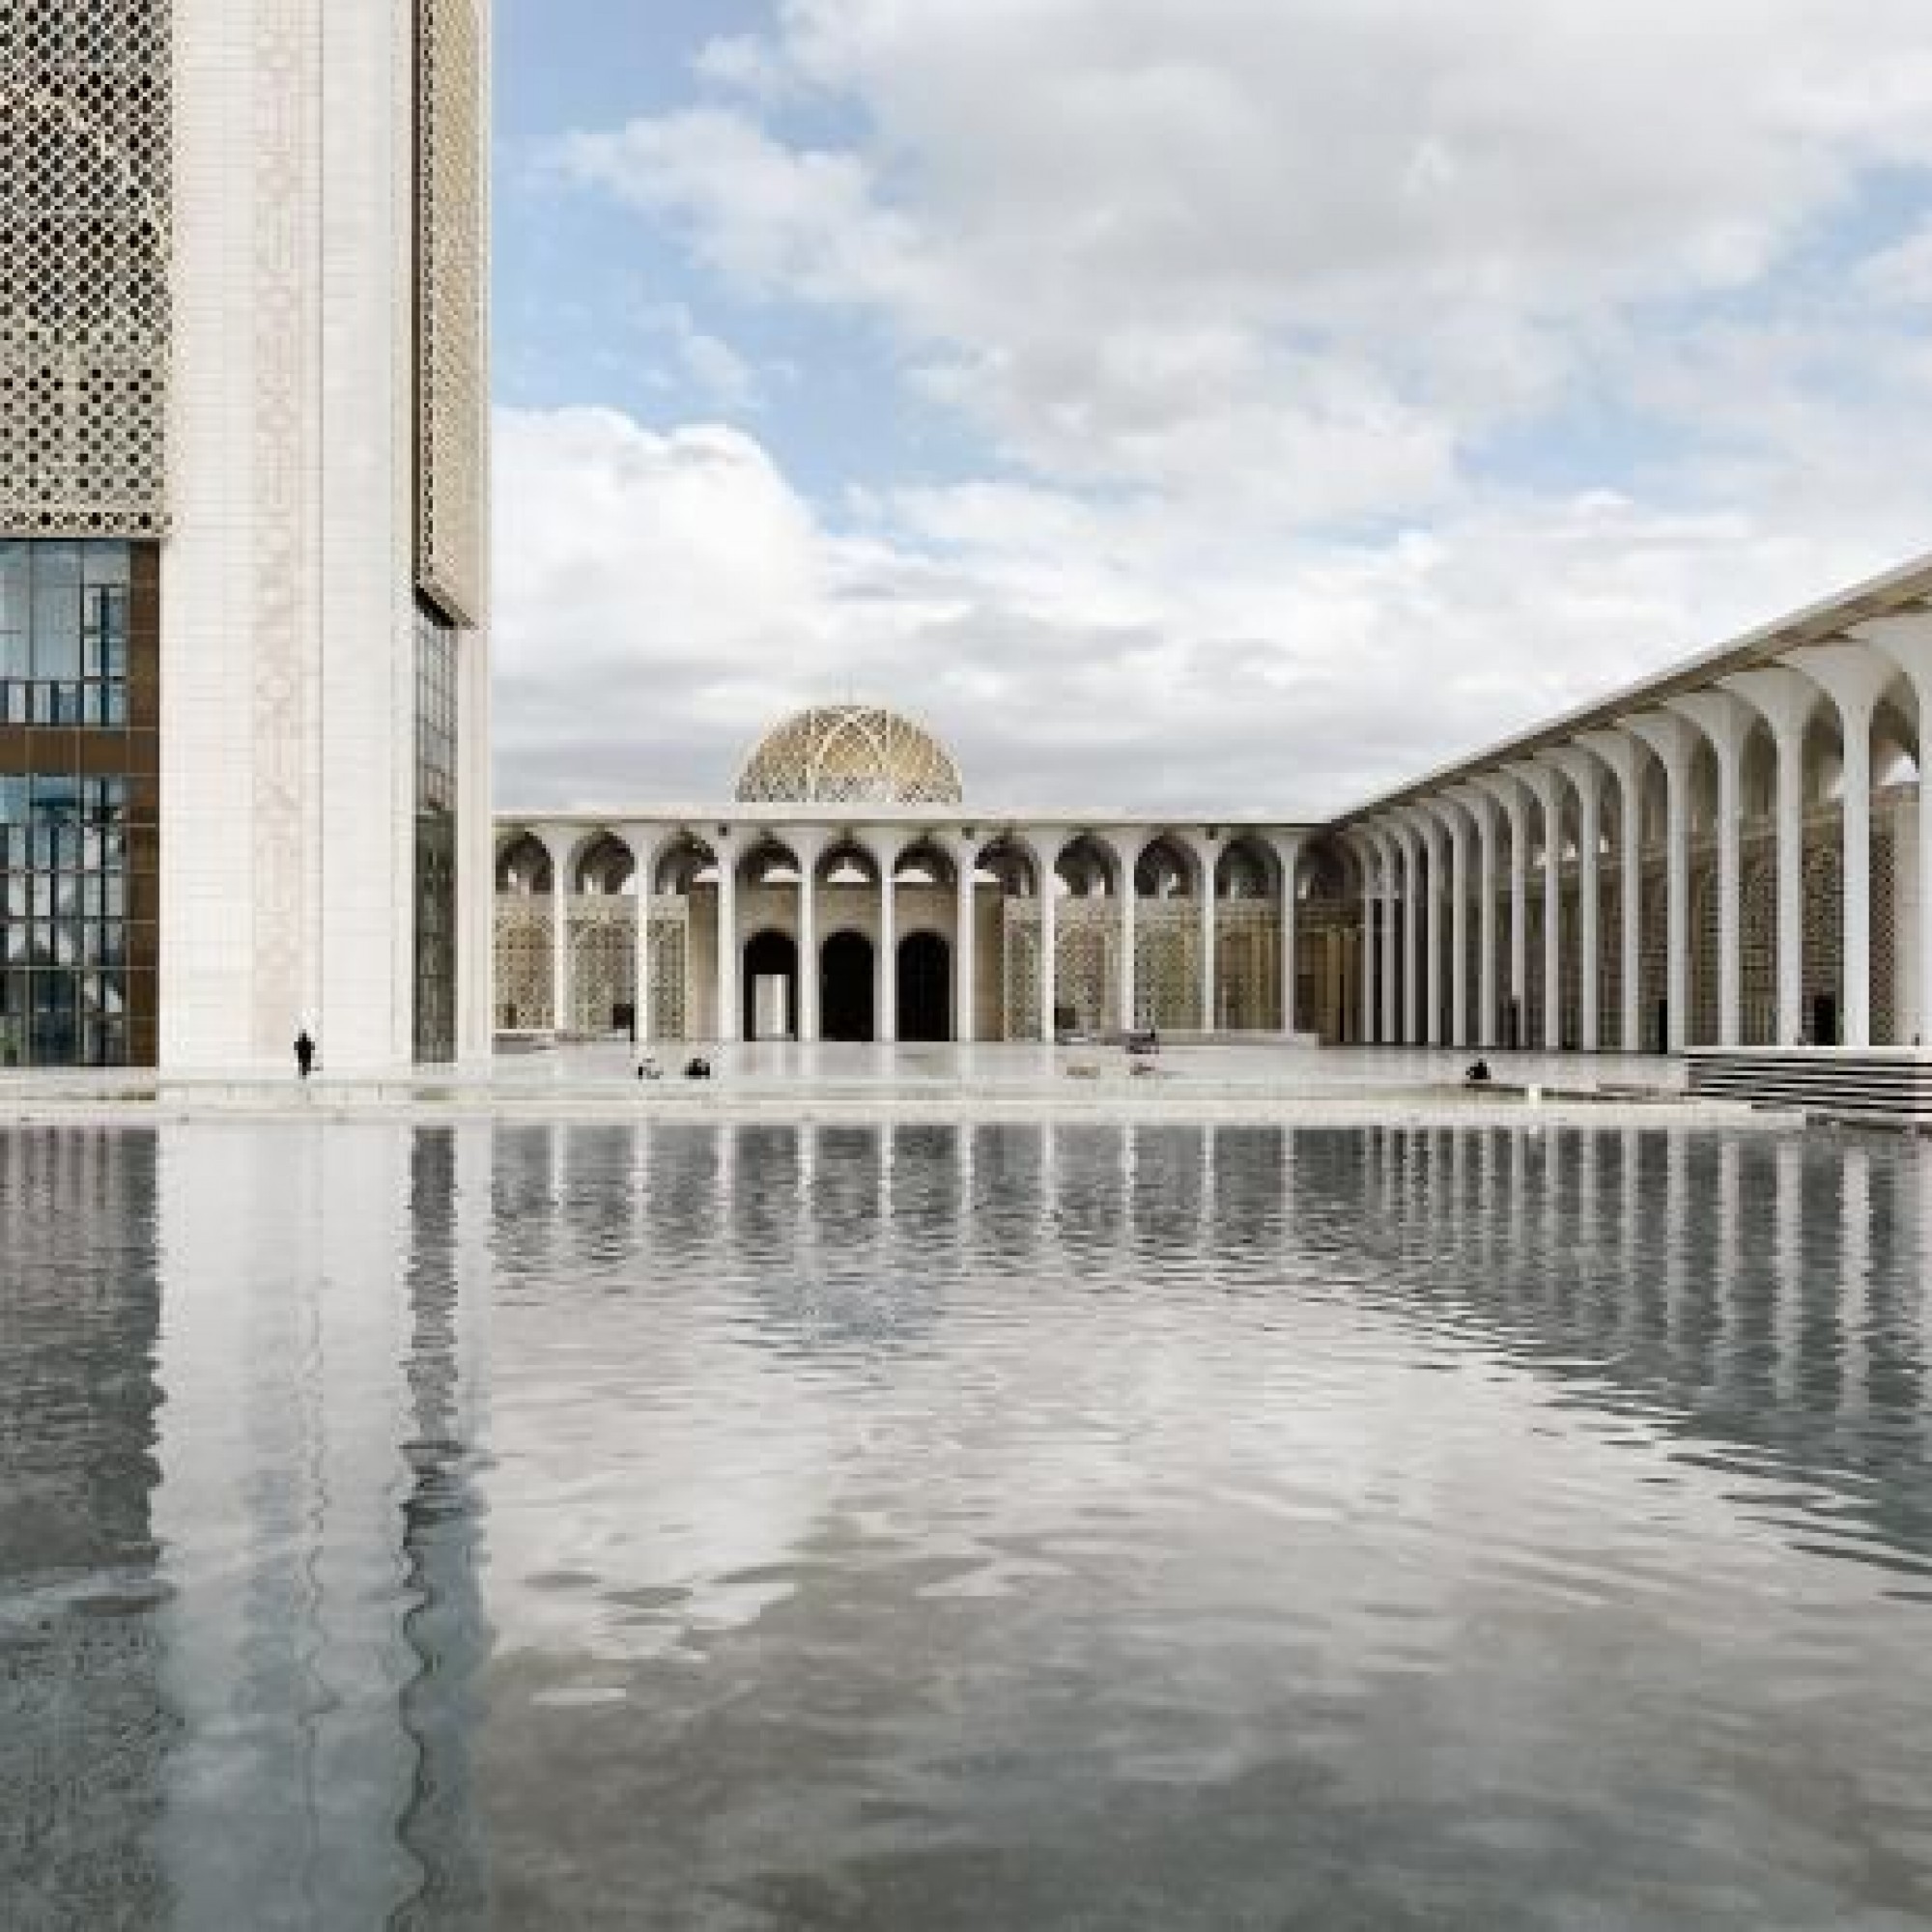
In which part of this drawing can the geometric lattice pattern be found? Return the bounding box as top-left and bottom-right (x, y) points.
(1056, 902), (1114, 1034)
(1134, 907), (1201, 1031)
(1216, 902), (1280, 1032)
(0, 4), (171, 534)
(568, 898), (634, 1033)
(736, 704), (965, 806)
(647, 903), (688, 1040)
(416, 0), (487, 624)
(494, 897), (552, 1030)
(1003, 907), (1040, 1038)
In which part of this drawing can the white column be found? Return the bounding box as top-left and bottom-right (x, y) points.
(1581, 731), (1647, 1053)
(1789, 644), (1894, 1048)
(1849, 615), (1932, 1044)
(1271, 831), (1307, 1038)
(1031, 828), (1064, 1042)
(1437, 802), (1470, 1049)
(1110, 829), (1150, 1034)
(1627, 713), (1698, 1052)
(1668, 691), (1748, 1048)
(1396, 820), (1422, 1044)
(1724, 668), (1819, 1046)
(1196, 833), (1220, 1034)
(1453, 786), (1498, 1047)
(867, 829), (906, 1045)
(951, 829), (980, 1044)
(1375, 825), (1400, 1045)
(537, 823), (576, 1037)
(1510, 762), (1563, 1051)
(1476, 778), (1528, 1048)
(793, 828), (828, 1043)
(1422, 808), (1453, 1043)
(1354, 838), (1377, 1043)
(714, 830), (739, 1044)
(623, 826), (664, 1046)
(1549, 751), (1603, 1052)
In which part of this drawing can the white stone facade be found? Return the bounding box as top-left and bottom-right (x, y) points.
(156, 0), (491, 1072)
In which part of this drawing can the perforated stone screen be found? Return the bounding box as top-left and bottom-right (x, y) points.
(0, 4), (171, 535)
(416, 0), (486, 625)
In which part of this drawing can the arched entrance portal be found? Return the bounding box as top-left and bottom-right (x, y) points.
(821, 931), (875, 1041)
(897, 932), (952, 1041)
(743, 930), (799, 1040)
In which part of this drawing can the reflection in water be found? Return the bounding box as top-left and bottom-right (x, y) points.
(0, 1130), (169, 1929)
(2, 1122), (1932, 1928)
(395, 1130), (492, 1928)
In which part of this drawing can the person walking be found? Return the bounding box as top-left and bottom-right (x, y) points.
(295, 1030), (316, 1080)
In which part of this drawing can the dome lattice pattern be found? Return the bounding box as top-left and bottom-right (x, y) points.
(736, 704), (964, 806)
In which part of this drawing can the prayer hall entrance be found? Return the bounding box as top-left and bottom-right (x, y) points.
(820, 931), (875, 1041)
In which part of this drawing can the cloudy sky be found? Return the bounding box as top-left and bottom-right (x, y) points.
(494, 0), (1932, 816)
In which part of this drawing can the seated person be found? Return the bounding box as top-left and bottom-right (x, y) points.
(684, 1056), (712, 1080)
(1464, 1058), (1492, 1085)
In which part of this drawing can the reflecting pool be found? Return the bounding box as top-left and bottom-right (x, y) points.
(4, 1123), (1932, 1929)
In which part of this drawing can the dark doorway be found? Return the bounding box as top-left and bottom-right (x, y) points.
(897, 931), (952, 1041)
(821, 931), (875, 1041)
(743, 930), (799, 1040)
(1811, 992), (1839, 1047)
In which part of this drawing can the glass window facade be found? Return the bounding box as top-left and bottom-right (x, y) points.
(0, 542), (133, 725)
(413, 597), (460, 1064)
(0, 541), (159, 1067)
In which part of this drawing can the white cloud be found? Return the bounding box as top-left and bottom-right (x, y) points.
(558, 2), (1932, 518)
(508, 5), (1932, 812)
(493, 405), (1922, 817)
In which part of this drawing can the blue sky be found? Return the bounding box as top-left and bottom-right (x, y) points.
(491, 0), (1932, 812)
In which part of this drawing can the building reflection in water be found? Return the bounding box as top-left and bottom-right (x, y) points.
(147, 1122), (492, 1928)
(4, 1118), (1932, 1928)
(0, 1129), (170, 1927)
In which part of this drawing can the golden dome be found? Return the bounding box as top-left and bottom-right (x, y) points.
(735, 703), (964, 806)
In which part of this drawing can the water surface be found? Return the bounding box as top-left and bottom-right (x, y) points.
(3, 1122), (1931, 1929)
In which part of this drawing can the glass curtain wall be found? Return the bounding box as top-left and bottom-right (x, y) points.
(413, 598), (460, 1064)
(0, 541), (158, 1068)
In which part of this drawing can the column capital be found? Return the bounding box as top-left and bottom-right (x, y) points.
(1264, 829), (1310, 897)
(1386, 813), (1424, 856)
(1784, 640), (1898, 727)
(1542, 743), (1605, 803)
(1848, 611), (1932, 688)
(1470, 769), (1530, 826)
(1416, 794), (1470, 835)
(1016, 823), (1071, 883)
(1503, 757), (1562, 811)
(1623, 708), (1700, 776)
(782, 822), (835, 863)
(1664, 686), (1751, 766)
(530, 819), (582, 866)
(615, 821), (668, 872)
(1720, 665), (1817, 747)
(1576, 726), (1649, 786)
(856, 822), (911, 868)
(1097, 819), (1151, 881)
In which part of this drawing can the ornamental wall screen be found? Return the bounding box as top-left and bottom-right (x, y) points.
(0, 5), (171, 534)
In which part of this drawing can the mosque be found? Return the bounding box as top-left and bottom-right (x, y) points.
(494, 553), (1932, 1088)
(494, 705), (1330, 1047)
